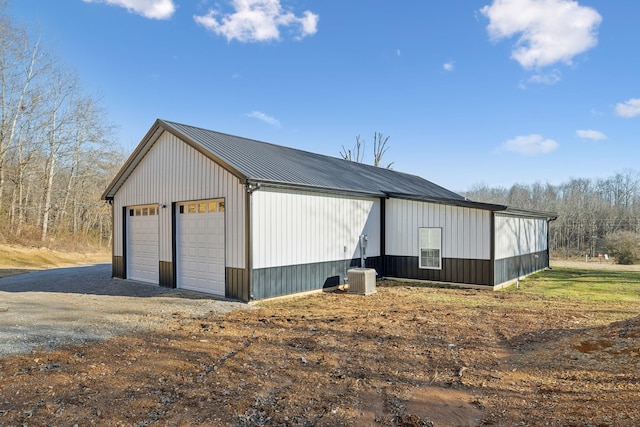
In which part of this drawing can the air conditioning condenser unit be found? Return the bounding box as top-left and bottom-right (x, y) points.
(347, 268), (376, 295)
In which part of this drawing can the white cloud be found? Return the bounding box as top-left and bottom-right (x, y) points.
(615, 98), (640, 118)
(82, 0), (175, 19)
(527, 69), (561, 85)
(500, 134), (559, 156)
(396, 49), (401, 57)
(194, 0), (319, 42)
(247, 111), (280, 127)
(576, 129), (607, 141)
(443, 61), (455, 72)
(480, 0), (602, 69)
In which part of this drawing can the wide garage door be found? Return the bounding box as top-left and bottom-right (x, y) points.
(176, 199), (226, 296)
(127, 205), (159, 284)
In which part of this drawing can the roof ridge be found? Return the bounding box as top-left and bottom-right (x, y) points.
(160, 119), (446, 183)
(102, 119), (466, 202)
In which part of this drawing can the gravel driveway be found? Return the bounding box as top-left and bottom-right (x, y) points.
(0, 264), (251, 356)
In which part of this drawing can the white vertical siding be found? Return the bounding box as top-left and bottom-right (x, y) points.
(112, 132), (246, 268)
(494, 214), (547, 260)
(385, 198), (491, 260)
(251, 188), (380, 269)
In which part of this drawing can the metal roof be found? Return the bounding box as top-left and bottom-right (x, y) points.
(102, 119), (556, 220)
(159, 120), (465, 200)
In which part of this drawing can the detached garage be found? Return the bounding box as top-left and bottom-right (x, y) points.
(102, 119), (556, 302)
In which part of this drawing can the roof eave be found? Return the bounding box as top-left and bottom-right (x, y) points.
(249, 179), (386, 198)
(501, 207), (558, 220)
(385, 192), (508, 211)
(101, 120), (165, 200)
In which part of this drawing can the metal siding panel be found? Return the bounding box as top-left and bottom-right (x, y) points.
(384, 256), (491, 286)
(439, 204), (447, 257)
(401, 200), (409, 255)
(393, 199), (403, 255)
(493, 250), (547, 285)
(385, 199), (400, 256)
(464, 208), (471, 259)
(249, 259), (363, 300)
(446, 205), (454, 258)
(257, 269), (266, 300)
(111, 132), (245, 268)
(472, 210), (480, 259)
(386, 198), (492, 262)
(466, 209), (480, 259)
(450, 206), (458, 259)
(159, 261), (174, 288)
(483, 210), (491, 260)
(112, 255), (125, 278)
(476, 210), (484, 259)
(460, 208), (467, 259)
(251, 188), (379, 269)
(402, 200), (409, 256)
(386, 199), (396, 255)
(494, 215), (547, 260)
(113, 197), (123, 256)
(458, 208), (465, 259)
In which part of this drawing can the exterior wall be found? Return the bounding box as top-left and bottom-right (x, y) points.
(385, 256), (491, 286)
(494, 250), (548, 286)
(250, 188), (380, 299)
(112, 255), (125, 279)
(384, 198), (492, 286)
(494, 214), (547, 260)
(112, 131), (246, 273)
(251, 189), (380, 268)
(385, 198), (492, 260)
(493, 214), (549, 285)
(251, 257), (381, 300)
(226, 267), (250, 301)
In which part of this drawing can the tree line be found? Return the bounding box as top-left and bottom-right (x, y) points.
(3, 0), (638, 260)
(0, 3), (123, 249)
(461, 171), (640, 259)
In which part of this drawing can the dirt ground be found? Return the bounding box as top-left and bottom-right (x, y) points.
(1, 264), (639, 426)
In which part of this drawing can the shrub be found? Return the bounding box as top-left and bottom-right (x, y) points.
(604, 231), (640, 265)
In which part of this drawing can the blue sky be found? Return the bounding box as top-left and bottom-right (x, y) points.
(10, 0), (640, 191)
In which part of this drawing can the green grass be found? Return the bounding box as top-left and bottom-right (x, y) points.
(507, 267), (640, 304)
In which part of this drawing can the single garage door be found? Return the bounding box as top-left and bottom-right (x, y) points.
(127, 205), (159, 284)
(176, 199), (226, 296)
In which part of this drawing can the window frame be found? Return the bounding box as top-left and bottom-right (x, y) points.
(418, 227), (442, 270)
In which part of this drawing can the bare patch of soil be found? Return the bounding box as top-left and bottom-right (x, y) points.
(1, 278), (639, 426)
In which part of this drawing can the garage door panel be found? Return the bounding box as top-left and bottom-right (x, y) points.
(127, 206), (159, 284)
(176, 199), (226, 296)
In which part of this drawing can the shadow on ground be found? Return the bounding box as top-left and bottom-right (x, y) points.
(0, 264), (225, 300)
(0, 269), (33, 279)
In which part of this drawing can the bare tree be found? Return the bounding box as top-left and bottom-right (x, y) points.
(0, 3), (122, 248)
(462, 170), (640, 259)
(373, 132), (394, 169)
(340, 132), (393, 168)
(56, 94), (111, 234)
(39, 65), (78, 241)
(340, 134), (365, 163)
(0, 8), (43, 212)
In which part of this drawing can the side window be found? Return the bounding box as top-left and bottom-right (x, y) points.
(419, 227), (442, 270)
